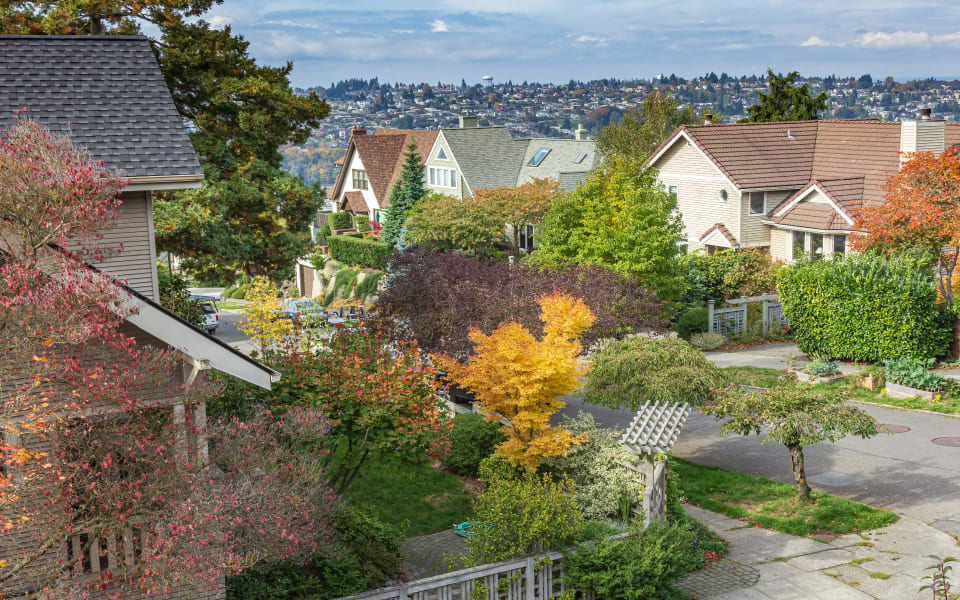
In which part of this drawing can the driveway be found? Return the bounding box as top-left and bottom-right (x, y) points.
(562, 344), (960, 538)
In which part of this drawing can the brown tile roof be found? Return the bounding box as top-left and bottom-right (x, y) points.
(379, 130), (439, 208)
(340, 191), (368, 214)
(698, 223), (739, 247)
(768, 178), (861, 231)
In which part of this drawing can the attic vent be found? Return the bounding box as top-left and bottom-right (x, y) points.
(529, 148), (551, 167)
(436, 148), (447, 160)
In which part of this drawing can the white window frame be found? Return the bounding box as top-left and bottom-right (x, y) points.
(719, 189), (728, 202)
(430, 167), (457, 189)
(436, 147), (448, 160)
(668, 184), (678, 199)
(351, 169), (368, 190)
(748, 191), (766, 216)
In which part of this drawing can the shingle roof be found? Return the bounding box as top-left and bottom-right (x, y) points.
(516, 138), (596, 190)
(0, 35), (201, 179)
(769, 178), (861, 231)
(698, 223), (740, 246)
(340, 191), (368, 214)
(439, 126), (528, 192)
(378, 129), (439, 207)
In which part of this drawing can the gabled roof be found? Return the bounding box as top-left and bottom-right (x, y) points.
(767, 178), (860, 231)
(516, 138), (596, 191)
(0, 35), (202, 186)
(698, 223), (739, 247)
(340, 191), (368, 213)
(439, 126), (528, 193)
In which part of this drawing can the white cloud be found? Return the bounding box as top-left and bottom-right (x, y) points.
(430, 19), (449, 32)
(857, 31), (929, 48)
(932, 32), (960, 47)
(208, 15), (233, 29)
(719, 42), (749, 50)
(801, 35), (837, 47)
(573, 34), (608, 47)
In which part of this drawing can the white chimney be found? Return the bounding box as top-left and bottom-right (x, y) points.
(703, 112), (713, 125)
(458, 114), (478, 128)
(574, 123), (587, 140)
(900, 105), (945, 163)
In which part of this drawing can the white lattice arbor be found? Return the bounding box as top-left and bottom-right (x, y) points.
(620, 401), (691, 526)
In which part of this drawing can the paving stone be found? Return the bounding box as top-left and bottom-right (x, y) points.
(850, 573), (925, 600)
(679, 557), (760, 599)
(722, 527), (830, 563)
(752, 560), (806, 581)
(868, 517), (960, 557)
(781, 548), (855, 571)
(685, 504), (746, 531)
(401, 530), (467, 579)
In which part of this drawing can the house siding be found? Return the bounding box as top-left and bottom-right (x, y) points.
(339, 152), (379, 214)
(770, 227), (791, 261)
(740, 189), (796, 248)
(424, 133), (464, 199)
(92, 191), (159, 300)
(655, 140), (739, 250)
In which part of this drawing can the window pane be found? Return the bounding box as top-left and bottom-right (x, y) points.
(834, 235), (845, 254)
(429, 168), (435, 185)
(750, 192), (764, 214)
(793, 231), (805, 258)
(811, 234), (823, 260)
(668, 185), (678, 198)
(443, 169), (450, 187)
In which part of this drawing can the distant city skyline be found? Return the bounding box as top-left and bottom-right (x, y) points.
(198, 1), (960, 87)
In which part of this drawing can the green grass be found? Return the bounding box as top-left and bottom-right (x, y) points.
(671, 458), (899, 537)
(344, 457), (474, 537)
(216, 302), (248, 310)
(867, 571), (891, 580)
(723, 366), (784, 388)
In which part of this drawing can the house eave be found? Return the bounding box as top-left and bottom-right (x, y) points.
(125, 174), (204, 191)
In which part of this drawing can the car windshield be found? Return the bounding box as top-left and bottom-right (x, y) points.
(199, 302), (217, 314)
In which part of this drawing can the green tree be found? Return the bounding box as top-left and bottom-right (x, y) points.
(1, 6), (329, 284)
(380, 139), (426, 249)
(741, 69), (828, 122)
(534, 158), (686, 300)
(595, 92), (701, 162)
(704, 378), (879, 499)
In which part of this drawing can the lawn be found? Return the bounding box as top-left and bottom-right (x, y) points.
(216, 301), (248, 311)
(723, 366), (785, 388)
(344, 457), (475, 537)
(671, 458), (899, 537)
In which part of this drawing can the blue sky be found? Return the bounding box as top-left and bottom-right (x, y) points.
(200, 1), (960, 87)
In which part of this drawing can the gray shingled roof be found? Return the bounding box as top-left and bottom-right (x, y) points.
(440, 126), (527, 193)
(0, 35), (201, 179)
(516, 138), (596, 190)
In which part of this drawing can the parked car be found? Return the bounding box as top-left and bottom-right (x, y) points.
(189, 295), (220, 334)
(277, 299), (328, 327)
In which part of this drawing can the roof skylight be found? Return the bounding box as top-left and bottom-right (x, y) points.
(528, 148), (551, 167)
(573, 152), (588, 164)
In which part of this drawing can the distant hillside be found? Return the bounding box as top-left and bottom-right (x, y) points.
(282, 143), (346, 187)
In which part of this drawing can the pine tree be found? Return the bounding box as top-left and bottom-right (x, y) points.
(740, 69), (827, 123)
(381, 139), (426, 249)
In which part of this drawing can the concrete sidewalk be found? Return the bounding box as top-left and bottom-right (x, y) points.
(682, 505), (959, 600)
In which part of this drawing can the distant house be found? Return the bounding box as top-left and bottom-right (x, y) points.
(645, 111), (960, 261)
(328, 126), (438, 226)
(0, 35), (277, 598)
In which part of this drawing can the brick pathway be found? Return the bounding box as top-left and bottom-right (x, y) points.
(680, 558), (760, 598)
(401, 529), (468, 580)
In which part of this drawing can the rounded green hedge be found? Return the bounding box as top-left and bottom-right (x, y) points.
(441, 412), (505, 476)
(330, 211), (354, 230)
(328, 235), (391, 270)
(778, 253), (953, 361)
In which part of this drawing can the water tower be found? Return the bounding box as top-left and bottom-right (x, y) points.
(482, 75), (494, 87)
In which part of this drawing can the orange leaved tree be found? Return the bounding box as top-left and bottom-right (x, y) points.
(853, 149), (960, 304)
(474, 178), (562, 257)
(436, 292), (595, 471)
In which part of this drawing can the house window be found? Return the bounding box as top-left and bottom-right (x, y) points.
(573, 152), (588, 164)
(668, 185), (678, 199)
(792, 231), (805, 259)
(518, 224), (535, 252)
(436, 147), (448, 160)
(351, 169), (368, 190)
(749, 192), (765, 215)
(810, 234), (824, 260)
(719, 189), (728, 202)
(833, 235), (846, 254)
(429, 167), (457, 189)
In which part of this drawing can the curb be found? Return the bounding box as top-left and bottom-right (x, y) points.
(847, 399), (960, 421)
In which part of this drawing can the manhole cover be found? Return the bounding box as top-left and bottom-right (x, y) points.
(882, 424), (911, 433)
(932, 437), (960, 447)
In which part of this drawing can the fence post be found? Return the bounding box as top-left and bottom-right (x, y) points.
(398, 583), (408, 600)
(740, 296), (748, 334)
(525, 556), (535, 599)
(707, 300), (715, 333)
(762, 298), (769, 337)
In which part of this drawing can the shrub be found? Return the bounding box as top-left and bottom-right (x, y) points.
(681, 248), (778, 307)
(320, 220), (332, 240)
(778, 253), (953, 361)
(323, 268), (360, 306)
(354, 271), (384, 301)
(222, 285), (237, 298)
(354, 215), (372, 233)
(674, 306), (708, 340)
(466, 455), (584, 564)
(328, 235), (391, 269)
(562, 522), (698, 600)
(330, 211), (353, 230)
(883, 357), (949, 392)
(806, 359), (840, 377)
(542, 413), (643, 521)
(441, 413), (506, 476)
(690, 331), (725, 350)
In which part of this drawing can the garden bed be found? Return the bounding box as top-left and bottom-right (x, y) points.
(884, 381), (937, 401)
(670, 458), (898, 538)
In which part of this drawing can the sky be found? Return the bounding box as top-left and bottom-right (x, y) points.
(197, 1), (960, 87)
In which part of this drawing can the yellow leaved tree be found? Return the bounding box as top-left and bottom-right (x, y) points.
(238, 276), (295, 356)
(436, 292), (596, 471)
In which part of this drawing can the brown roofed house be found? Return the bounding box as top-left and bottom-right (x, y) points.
(645, 110), (960, 261)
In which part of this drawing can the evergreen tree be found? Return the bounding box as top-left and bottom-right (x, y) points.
(741, 69), (828, 122)
(380, 139), (426, 249)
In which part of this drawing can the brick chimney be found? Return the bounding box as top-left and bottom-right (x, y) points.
(574, 123), (588, 141)
(900, 105), (944, 163)
(458, 114), (478, 128)
(351, 125), (367, 137)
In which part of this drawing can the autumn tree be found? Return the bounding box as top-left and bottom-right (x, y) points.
(704, 378), (879, 500)
(534, 158), (686, 300)
(405, 191), (504, 256)
(475, 178), (562, 257)
(853, 149), (960, 304)
(0, 119), (336, 598)
(595, 92), (701, 162)
(436, 293), (595, 472)
(1, 4), (329, 284)
(740, 69), (827, 122)
(238, 276), (296, 356)
(381, 139), (427, 249)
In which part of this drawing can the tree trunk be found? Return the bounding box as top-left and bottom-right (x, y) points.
(787, 443), (811, 500)
(511, 222), (520, 258)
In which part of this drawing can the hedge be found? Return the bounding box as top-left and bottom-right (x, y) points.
(778, 253), (953, 361)
(328, 235), (391, 269)
(330, 211), (353, 229)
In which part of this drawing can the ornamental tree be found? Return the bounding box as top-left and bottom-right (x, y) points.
(380, 138), (427, 249)
(238, 276), (296, 356)
(405, 191), (503, 257)
(533, 158), (686, 300)
(436, 293), (595, 472)
(704, 378), (879, 500)
(853, 149), (960, 305)
(475, 178), (562, 257)
(0, 119), (336, 598)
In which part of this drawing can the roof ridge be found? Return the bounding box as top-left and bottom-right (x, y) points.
(0, 34), (148, 40)
(687, 118), (882, 128)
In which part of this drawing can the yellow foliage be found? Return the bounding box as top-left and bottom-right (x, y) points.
(436, 292), (596, 472)
(238, 277), (295, 355)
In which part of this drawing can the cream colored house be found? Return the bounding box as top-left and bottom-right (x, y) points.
(645, 110), (960, 261)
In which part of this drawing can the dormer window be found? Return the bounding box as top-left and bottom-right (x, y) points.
(352, 169), (368, 190)
(528, 148), (551, 167)
(436, 147), (448, 160)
